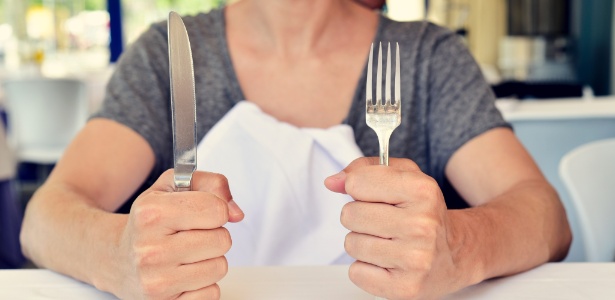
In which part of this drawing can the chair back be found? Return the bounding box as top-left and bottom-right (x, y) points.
(559, 138), (615, 262)
(3, 78), (87, 164)
(512, 117), (615, 261)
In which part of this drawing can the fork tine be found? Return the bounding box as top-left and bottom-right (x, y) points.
(395, 42), (400, 107)
(366, 43), (373, 106)
(385, 42), (391, 105)
(376, 42), (382, 106)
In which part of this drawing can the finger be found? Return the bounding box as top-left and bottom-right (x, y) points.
(133, 192), (230, 234)
(147, 169), (244, 221)
(189, 170), (245, 221)
(340, 202), (406, 238)
(348, 167), (443, 208)
(345, 157), (421, 173)
(191, 171), (231, 200)
(176, 284), (220, 300)
(344, 166), (421, 205)
(167, 256), (228, 297)
(324, 158), (380, 194)
(349, 260), (429, 300)
(167, 228), (232, 265)
(325, 158), (421, 194)
(348, 260), (393, 298)
(345, 232), (399, 269)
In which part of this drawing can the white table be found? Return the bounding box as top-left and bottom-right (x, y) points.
(1, 263), (613, 299)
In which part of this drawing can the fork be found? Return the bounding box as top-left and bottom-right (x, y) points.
(366, 42), (401, 166)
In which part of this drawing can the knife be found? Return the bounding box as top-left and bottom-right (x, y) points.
(168, 11), (197, 192)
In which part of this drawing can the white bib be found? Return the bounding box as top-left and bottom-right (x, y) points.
(196, 101), (363, 266)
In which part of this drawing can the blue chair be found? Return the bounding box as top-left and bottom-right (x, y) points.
(0, 180), (25, 269)
(0, 120), (25, 269)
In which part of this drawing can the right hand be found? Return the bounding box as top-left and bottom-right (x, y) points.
(111, 169), (244, 299)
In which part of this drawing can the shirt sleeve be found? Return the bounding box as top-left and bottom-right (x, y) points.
(426, 29), (511, 183)
(91, 22), (173, 180)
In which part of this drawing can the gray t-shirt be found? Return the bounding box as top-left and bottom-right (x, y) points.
(94, 8), (510, 213)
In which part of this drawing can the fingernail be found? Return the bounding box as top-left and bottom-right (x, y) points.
(228, 199), (243, 216)
(328, 170), (346, 181)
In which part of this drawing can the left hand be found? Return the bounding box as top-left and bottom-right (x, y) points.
(325, 157), (464, 299)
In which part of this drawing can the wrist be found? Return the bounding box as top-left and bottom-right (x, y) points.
(88, 213), (129, 295)
(446, 209), (489, 288)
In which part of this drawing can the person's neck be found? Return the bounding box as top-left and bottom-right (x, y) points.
(237, 0), (359, 57)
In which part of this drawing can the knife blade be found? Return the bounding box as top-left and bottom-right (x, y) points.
(168, 11), (197, 192)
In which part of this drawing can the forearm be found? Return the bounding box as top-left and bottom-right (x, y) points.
(20, 182), (127, 289)
(448, 179), (572, 284)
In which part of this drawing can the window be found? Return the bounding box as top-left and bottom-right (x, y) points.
(1, 0), (110, 76)
(122, 0), (228, 45)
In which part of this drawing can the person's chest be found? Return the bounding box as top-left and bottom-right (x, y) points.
(229, 50), (368, 129)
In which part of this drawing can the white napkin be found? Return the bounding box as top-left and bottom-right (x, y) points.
(196, 101), (363, 266)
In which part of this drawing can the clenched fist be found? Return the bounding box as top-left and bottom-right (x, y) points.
(109, 169), (244, 300)
(326, 157), (468, 300)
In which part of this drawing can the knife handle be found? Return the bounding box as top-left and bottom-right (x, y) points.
(174, 173), (193, 192)
(176, 186), (191, 192)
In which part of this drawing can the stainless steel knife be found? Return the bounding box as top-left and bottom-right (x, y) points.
(168, 11), (197, 192)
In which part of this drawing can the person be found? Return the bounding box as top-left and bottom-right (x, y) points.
(20, 0), (572, 299)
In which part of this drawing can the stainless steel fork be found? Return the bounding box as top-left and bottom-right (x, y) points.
(366, 42), (401, 166)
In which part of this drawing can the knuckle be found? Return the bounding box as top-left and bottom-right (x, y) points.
(400, 159), (420, 171)
(340, 202), (354, 228)
(404, 251), (434, 275)
(213, 256), (229, 279)
(133, 204), (163, 229)
(207, 284), (221, 300)
(211, 198), (229, 225)
(344, 173), (358, 195)
(417, 177), (439, 198)
(344, 233), (355, 255)
(216, 228), (232, 253)
(347, 262), (361, 283)
(210, 173), (230, 191)
(134, 247), (161, 268)
(415, 217), (439, 241)
(416, 253), (435, 273)
(140, 277), (165, 298)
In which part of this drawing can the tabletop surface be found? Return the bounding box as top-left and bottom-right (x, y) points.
(495, 96), (615, 121)
(1, 263), (614, 299)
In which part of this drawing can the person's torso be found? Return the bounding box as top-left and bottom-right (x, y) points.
(136, 8), (473, 211)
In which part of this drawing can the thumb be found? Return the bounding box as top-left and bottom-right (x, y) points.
(324, 157), (421, 194)
(324, 170), (347, 194)
(325, 157), (377, 194)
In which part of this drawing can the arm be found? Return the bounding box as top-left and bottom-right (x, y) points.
(445, 128), (571, 279)
(20, 119), (244, 299)
(325, 128), (571, 299)
(20, 119), (153, 282)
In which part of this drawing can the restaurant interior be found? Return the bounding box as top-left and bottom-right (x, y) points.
(1, 0), (614, 298)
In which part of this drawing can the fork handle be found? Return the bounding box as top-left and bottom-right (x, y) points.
(376, 130), (393, 166)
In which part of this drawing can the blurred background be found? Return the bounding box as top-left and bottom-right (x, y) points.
(1, 0), (611, 96)
(1, 0), (615, 267)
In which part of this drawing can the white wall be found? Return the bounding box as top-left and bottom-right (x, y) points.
(386, 0), (424, 21)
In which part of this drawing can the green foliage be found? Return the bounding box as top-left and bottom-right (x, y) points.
(84, 0), (106, 10)
(153, 0), (226, 15)
(18, 0), (225, 13)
